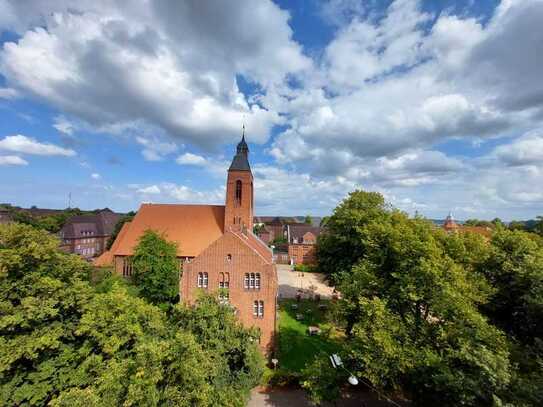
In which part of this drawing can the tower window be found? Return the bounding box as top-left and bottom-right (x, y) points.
(235, 180), (242, 205)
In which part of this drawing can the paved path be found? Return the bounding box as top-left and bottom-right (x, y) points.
(276, 264), (335, 299)
(249, 387), (408, 407)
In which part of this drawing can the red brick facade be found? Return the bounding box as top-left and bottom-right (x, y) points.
(224, 170), (254, 231)
(181, 230), (277, 352)
(288, 243), (317, 265)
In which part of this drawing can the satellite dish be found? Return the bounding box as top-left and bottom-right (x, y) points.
(348, 375), (359, 386)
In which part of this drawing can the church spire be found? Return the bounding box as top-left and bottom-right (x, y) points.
(229, 127), (251, 171)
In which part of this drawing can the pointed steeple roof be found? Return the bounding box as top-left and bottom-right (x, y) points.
(229, 127), (251, 171)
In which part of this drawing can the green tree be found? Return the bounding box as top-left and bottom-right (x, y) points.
(316, 190), (391, 283)
(479, 229), (543, 405)
(131, 229), (180, 306)
(0, 223), (95, 405)
(304, 215), (312, 225)
(314, 192), (513, 405)
(535, 216), (543, 237)
(0, 223), (263, 406)
(170, 294), (264, 403)
(335, 215), (510, 406)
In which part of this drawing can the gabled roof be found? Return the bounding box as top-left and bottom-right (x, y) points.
(113, 203), (225, 257)
(60, 210), (121, 238)
(94, 221), (132, 266)
(287, 224), (321, 243)
(229, 227), (273, 264)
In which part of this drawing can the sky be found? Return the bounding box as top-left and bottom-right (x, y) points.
(0, 0), (542, 220)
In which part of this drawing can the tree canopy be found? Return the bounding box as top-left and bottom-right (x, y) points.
(132, 229), (180, 306)
(0, 223), (263, 406)
(314, 190), (543, 406)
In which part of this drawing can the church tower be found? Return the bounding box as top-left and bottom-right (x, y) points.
(224, 129), (254, 232)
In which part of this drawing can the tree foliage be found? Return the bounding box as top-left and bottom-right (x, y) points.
(316, 190), (523, 406)
(316, 190), (390, 284)
(132, 229), (180, 306)
(0, 223), (263, 406)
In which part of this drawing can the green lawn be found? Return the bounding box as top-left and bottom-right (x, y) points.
(277, 299), (343, 372)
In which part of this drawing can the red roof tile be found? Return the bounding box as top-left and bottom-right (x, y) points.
(113, 204), (225, 257)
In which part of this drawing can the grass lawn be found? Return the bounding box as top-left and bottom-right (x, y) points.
(277, 298), (343, 373)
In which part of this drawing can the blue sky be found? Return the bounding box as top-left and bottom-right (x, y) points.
(0, 0), (542, 220)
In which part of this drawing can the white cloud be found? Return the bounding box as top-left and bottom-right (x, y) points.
(0, 0), (306, 149)
(91, 173), (101, 179)
(0, 155), (28, 166)
(493, 130), (543, 166)
(0, 134), (76, 156)
(0, 87), (19, 99)
(137, 185), (161, 195)
(176, 152), (207, 166)
(136, 135), (178, 161)
(53, 116), (75, 135)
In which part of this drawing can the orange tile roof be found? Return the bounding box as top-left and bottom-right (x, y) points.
(461, 226), (493, 239)
(94, 221), (132, 267)
(113, 203), (225, 257)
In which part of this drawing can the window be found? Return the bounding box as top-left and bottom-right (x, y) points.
(245, 273), (261, 290)
(219, 272), (230, 302)
(235, 180), (242, 205)
(253, 301), (264, 318)
(226, 254), (232, 262)
(122, 257), (133, 277)
(197, 272), (210, 287)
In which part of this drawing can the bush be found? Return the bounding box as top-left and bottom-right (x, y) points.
(293, 264), (317, 273)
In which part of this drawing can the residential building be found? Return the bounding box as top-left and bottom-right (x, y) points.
(59, 209), (120, 258)
(442, 212), (492, 238)
(97, 133), (278, 353)
(286, 224), (321, 265)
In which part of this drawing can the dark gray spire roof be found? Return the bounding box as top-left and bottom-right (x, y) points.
(229, 130), (251, 171)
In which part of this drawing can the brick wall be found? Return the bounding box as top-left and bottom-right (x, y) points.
(288, 244), (317, 265)
(224, 170), (254, 231)
(181, 231), (277, 354)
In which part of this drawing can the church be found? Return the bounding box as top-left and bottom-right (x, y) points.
(96, 133), (278, 353)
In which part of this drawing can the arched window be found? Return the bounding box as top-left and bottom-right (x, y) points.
(235, 180), (242, 205)
(203, 272), (208, 288)
(255, 273), (261, 289)
(244, 273), (249, 289)
(249, 273), (255, 289)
